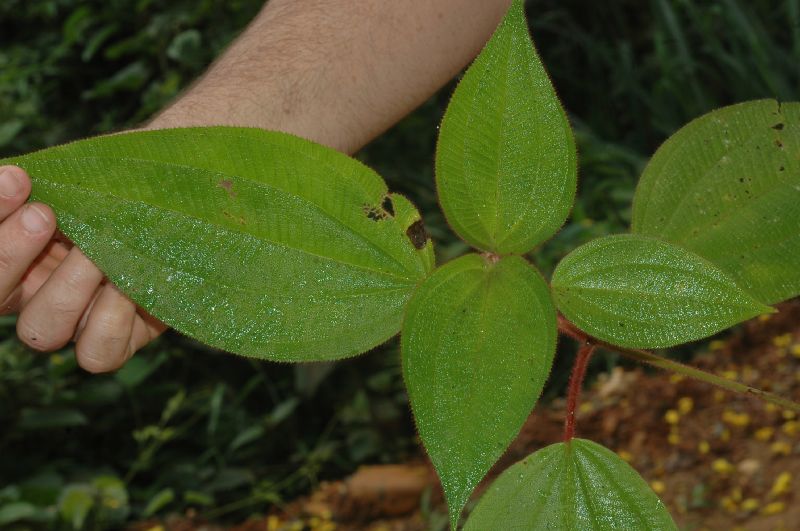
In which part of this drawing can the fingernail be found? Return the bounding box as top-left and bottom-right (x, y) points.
(0, 168), (23, 199)
(21, 204), (50, 233)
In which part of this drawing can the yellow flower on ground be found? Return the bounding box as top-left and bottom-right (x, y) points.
(770, 472), (792, 497)
(770, 441), (792, 456)
(678, 397), (694, 415)
(741, 498), (759, 512)
(773, 334), (793, 348)
(664, 409), (680, 425)
(722, 410), (750, 428)
(761, 501), (786, 515)
(755, 427), (775, 441)
(712, 458), (735, 474)
(650, 480), (666, 494)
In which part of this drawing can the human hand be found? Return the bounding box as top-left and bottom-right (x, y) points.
(0, 165), (166, 372)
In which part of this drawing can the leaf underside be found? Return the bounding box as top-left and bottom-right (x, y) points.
(436, 0), (576, 254)
(464, 439), (677, 530)
(633, 99), (800, 305)
(401, 254), (557, 529)
(2, 127), (434, 361)
(551, 234), (771, 349)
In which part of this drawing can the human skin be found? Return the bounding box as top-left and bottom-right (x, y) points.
(0, 0), (512, 373)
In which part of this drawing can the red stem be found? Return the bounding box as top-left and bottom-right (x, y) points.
(563, 342), (596, 442)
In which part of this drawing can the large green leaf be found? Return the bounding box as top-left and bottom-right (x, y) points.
(435, 0), (576, 254)
(2, 127), (434, 361)
(551, 234), (771, 348)
(464, 439), (677, 530)
(632, 100), (800, 304)
(401, 254), (557, 529)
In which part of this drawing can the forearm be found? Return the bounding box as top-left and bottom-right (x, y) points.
(148, 0), (511, 153)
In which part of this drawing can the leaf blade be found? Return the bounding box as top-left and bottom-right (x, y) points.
(632, 99), (800, 304)
(551, 234), (771, 349)
(401, 254), (557, 528)
(2, 127), (434, 361)
(464, 439), (677, 530)
(435, 0), (576, 254)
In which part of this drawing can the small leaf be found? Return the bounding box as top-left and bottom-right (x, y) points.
(464, 439), (677, 530)
(551, 235), (771, 348)
(402, 254), (557, 529)
(633, 100), (800, 304)
(2, 127), (434, 361)
(436, 0), (576, 254)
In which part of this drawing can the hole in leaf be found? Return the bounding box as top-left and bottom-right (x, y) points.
(363, 204), (387, 222)
(381, 196), (395, 217)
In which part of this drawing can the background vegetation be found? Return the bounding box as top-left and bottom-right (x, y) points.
(1, 0), (798, 528)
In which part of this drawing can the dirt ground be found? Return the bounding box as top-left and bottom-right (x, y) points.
(133, 301), (800, 531)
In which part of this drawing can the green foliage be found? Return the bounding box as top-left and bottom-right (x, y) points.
(402, 254), (556, 528)
(435, 0), (576, 254)
(633, 100), (800, 305)
(1, 128), (434, 361)
(0, 0), (265, 156)
(552, 235), (772, 349)
(3, 1), (800, 530)
(464, 439), (677, 530)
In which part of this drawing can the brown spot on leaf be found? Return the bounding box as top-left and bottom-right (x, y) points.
(218, 179), (237, 197)
(772, 123), (785, 131)
(406, 220), (430, 250)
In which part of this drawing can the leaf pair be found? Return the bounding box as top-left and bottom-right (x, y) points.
(553, 99), (799, 349)
(403, 1), (576, 527)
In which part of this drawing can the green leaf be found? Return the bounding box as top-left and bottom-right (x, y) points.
(551, 234), (771, 348)
(2, 127), (435, 361)
(402, 254), (557, 529)
(464, 439), (677, 530)
(0, 502), (37, 526)
(58, 485), (94, 530)
(435, 0), (576, 254)
(632, 100), (800, 304)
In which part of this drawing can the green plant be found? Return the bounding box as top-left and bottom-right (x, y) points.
(3, 1), (799, 528)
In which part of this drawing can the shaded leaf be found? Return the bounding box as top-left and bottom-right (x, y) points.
(551, 235), (771, 348)
(436, 0), (576, 254)
(0, 503), (37, 526)
(465, 439), (677, 530)
(2, 127), (434, 361)
(633, 100), (800, 304)
(402, 254), (557, 529)
(19, 408), (88, 430)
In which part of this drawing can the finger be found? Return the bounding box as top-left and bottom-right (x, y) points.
(17, 247), (104, 351)
(1, 240), (69, 316)
(0, 166), (31, 220)
(75, 284), (136, 373)
(129, 309), (168, 354)
(0, 203), (56, 303)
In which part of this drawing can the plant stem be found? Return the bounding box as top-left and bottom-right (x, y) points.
(556, 315), (800, 413)
(563, 343), (596, 441)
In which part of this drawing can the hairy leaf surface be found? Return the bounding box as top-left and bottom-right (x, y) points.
(551, 235), (771, 348)
(464, 439), (677, 530)
(402, 254), (556, 529)
(435, 0), (576, 254)
(633, 100), (800, 304)
(2, 127), (435, 361)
